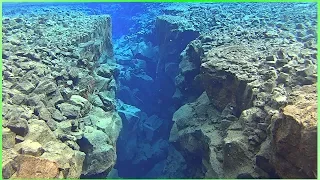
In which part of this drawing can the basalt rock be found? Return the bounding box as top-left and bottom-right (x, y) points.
(169, 5), (317, 178)
(270, 84), (317, 179)
(169, 92), (223, 178)
(2, 8), (120, 179)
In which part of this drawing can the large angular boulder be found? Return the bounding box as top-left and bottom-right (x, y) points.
(15, 81), (35, 94)
(79, 128), (116, 176)
(15, 140), (44, 157)
(57, 103), (81, 119)
(33, 79), (57, 95)
(222, 130), (255, 178)
(70, 95), (92, 116)
(143, 115), (165, 142)
(170, 92), (223, 178)
(87, 106), (122, 143)
(199, 44), (260, 114)
(117, 102), (142, 130)
(6, 118), (29, 137)
(174, 39), (204, 102)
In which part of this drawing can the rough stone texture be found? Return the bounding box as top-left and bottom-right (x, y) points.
(3, 3), (317, 179)
(2, 149), (19, 179)
(169, 92), (223, 178)
(41, 141), (86, 178)
(3, 128), (16, 149)
(168, 3), (317, 179)
(25, 119), (58, 145)
(6, 118), (29, 137)
(17, 119), (85, 178)
(86, 106), (122, 143)
(15, 140), (44, 157)
(223, 129), (257, 178)
(171, 36), (317, 178)
(79, 128), (116, 176)
(2, 7), (121, 178)
(57, 103), (81, 119)
(256, 138), (279, 178)
(14, 155), (59, 178)
(270, 84), (317, 178)
(174, 39), (204, 104)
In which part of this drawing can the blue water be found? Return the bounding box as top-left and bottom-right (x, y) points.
(2, 2), (317, 179)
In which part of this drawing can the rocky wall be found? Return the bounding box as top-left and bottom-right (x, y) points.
(270, 84), (317, 178)
(2, 8), (121, 178)
(167, 4), (317, 178)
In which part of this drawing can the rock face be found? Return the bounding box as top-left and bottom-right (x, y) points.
(170, 92), (223, 178)
(270, 84), (317, 178)
(174, 40), (204, 103)
(2, 6), (121, 178)
(169, 34), (317, 178)
(166, 3), (317, 179)
(154, 14), (200, 112)
(80, 129), (116, 176)
(4, 3), (316, 179)
(155, 15), (200, 69)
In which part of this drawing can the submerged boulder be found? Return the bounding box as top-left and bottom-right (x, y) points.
(79, 128), (116, 176)
(169, 92), (223, 178)
(117, 101), (142, 130)
(57, 103), (81, 119)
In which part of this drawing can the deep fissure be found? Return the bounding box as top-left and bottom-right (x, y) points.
(2, 3), (317, 179)
(113, 20), (189, 179)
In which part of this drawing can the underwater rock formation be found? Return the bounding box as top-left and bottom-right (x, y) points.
(2, 9), (121, 178)
(167, 8), (317, 179)
(169, 35), (317, 178)
(270, 84), (317, 178)
(155, 15), (200, 109)
(170, 92), (223, 178)
(2, 2), (317, 179)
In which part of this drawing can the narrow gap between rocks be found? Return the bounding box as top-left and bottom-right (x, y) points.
(2, 3), (317, 179)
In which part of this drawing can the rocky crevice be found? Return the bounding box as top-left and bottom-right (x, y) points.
(2, 3), (317, 179)
(113, 13), (201, 178)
